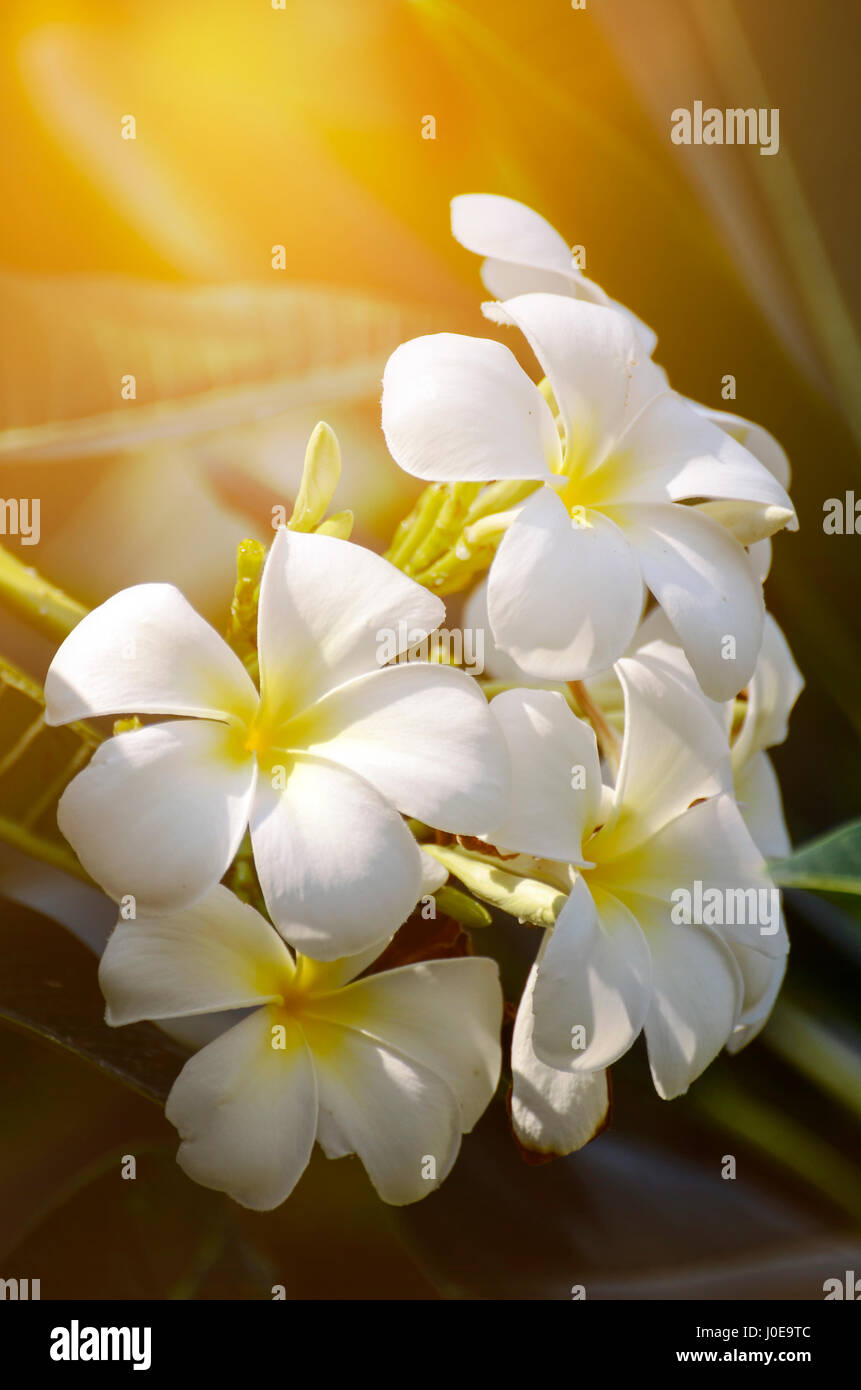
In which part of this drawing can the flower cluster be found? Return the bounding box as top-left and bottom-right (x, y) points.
(44, 195), (802, 1209)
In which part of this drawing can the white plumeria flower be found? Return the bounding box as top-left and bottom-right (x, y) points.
(382, 292), (796, 700)
(44, 527), (508, 960)
(451, 192), (659, 354)
(464, 586), (800, 1071)
(625, 612), (803, 1055)
(99, 885), (502, 1209)
(451, 193), (794, 495)
(638, 609), (802, 851)
(484, 650), (786, 1122)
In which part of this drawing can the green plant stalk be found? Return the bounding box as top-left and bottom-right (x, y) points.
(0, 545), (88, 643)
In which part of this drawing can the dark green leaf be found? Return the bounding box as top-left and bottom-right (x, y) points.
(0, 899), (188, 1104)
(771, 818), (861, 896)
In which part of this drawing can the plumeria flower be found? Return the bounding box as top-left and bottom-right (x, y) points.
(701, 612), (799, 1053)
(465, 650), (786, 1145)
(462, 581), (800, 1068)
(451, 191), (659, 354)
(629, 607), (803, 861)
(451, 193), (793, 492)
(619, 612), (803, 1054)
(99, 885), (503, 1209)
(382, 292), (796, 700)
(44, 527), (508, 960)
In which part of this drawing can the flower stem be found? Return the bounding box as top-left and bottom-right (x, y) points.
(569, 680), (621, 772)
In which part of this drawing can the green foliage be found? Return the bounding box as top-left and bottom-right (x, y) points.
(771, 819), (861, 897)
(0, 653), (99, 881)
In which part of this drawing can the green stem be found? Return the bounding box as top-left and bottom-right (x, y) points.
(0, 545), (88, 643)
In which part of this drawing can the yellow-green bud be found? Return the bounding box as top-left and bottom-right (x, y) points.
(289, 422), (341, 532)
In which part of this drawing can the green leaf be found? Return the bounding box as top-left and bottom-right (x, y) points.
(771, 818), (861, 896)
(0, 899), (189, 1104)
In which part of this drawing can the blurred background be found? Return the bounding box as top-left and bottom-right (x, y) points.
(0, 0), (859, 1298)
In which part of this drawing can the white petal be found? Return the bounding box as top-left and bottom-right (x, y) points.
(257, 526), (444, 714)
(294, 944), (392, 995)
(598, 649), (733, 857)
(531, 878), (653, 1071)
(611, 501), (765, 700)
(57, 720), (257, 913)
(301, 1018), (462, 1204)
(462, 577), (533, 681)
(44, 583), (259, 727)
(381, 332), (559, 483)
(733, 613), (804, 768)
(735, 751), (792, 860)
(486, 688), (601, 860)
(695, 403), (792, 490)
(294, 662), (509, 834)
(642, 916), (742, 1098)
(420, 850), (448, 894)
(748, 538), (773, 584)
(725, 932), (788, 1054)
(451, 193), (577, 281)
(483, 265), (660, 361)
(624, 354), (671, 418)
(99, 885), (291, 1024)
(606, 391), (795, 522)
(250, 754), (422, 960)
(307, 956), (502, 1130)
(452, 194), (658, 354)
(694, 498), (793, 548)
(628, 629), (732, 740)
(488, 487), (644, 680)
(166, 1007), (317, 1210)
(484, 295), (638, 470)
(479, 257), (583, 301)
(605, 795), (785, 960)
(511, 962), (610, 1155)
(156, 1013), (238, 1052)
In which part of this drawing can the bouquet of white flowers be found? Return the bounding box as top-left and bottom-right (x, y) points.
(4, 195), (853, 1229)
